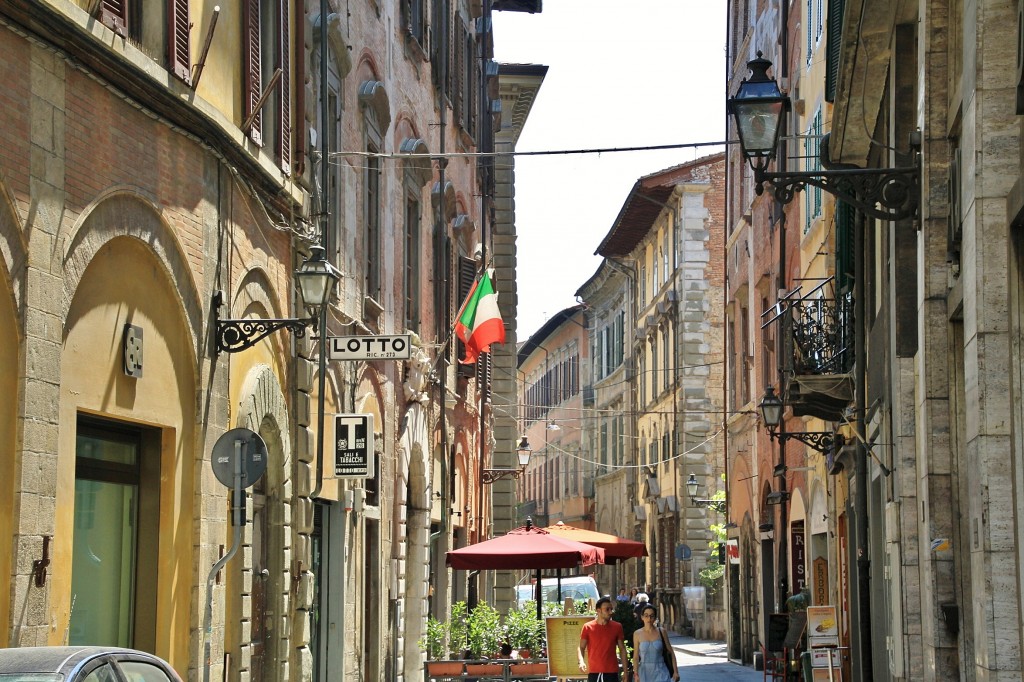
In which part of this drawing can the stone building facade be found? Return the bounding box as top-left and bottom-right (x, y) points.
(0, 1), (536, 681)
(589, 154), (727, 638)
(728, 0), (1024, 680)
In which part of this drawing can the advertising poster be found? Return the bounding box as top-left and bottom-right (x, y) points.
(545, 616), (588, 678)
(807, 605), (839, 649)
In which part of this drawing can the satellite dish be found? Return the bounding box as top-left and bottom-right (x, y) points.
(211, 428), (269, 489)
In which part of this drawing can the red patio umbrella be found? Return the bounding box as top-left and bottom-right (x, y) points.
(446, 523), (605, 571)
(447, 521), (606, 619)
(543, 521), (648, 563)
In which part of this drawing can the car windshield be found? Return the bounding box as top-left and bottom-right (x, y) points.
(0, 675), (64, 682)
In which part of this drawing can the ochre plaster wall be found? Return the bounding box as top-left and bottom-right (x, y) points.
(58, 236), (195, 671)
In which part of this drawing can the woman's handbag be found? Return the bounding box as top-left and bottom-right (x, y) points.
(659, 628), (676, 676)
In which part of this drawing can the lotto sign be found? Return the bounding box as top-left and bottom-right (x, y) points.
(329, 335), (412, 360)
(334, 414), (374, 478)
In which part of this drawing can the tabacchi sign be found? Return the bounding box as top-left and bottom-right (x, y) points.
(334, 414), (374, 478)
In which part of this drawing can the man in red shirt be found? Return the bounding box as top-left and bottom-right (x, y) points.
(579, 596), (629, 681)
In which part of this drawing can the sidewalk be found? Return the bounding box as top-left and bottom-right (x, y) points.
(666, 631), (729, 658)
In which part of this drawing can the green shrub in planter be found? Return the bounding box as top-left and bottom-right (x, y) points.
(467, 602), (503, 659)
(448, 601), (469, 657)
(419, 616), (447, 660)
(504, 602), (544, 654)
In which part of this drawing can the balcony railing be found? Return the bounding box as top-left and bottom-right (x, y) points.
(763, 278), (854, 421)
(784, 291), (854, 375)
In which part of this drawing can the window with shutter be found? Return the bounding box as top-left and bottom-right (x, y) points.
(456, 256), (477, 374)
(99, 0), (129, 35)
(365, 143), (382, 299)
(243, 0), (263, 145)
(402, 0), (427, 48)
(453, 21), (466, 128)
(167, 0), (191, 84)
(825, 0), (844, 101)
(276, 0), (291, 173)
(243, 0), (292, 171)
(431, 0), (451, 91)
(465, 28), (478, 137)
(404, 191), (421, 333)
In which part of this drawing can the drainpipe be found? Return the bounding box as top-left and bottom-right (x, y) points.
(428, 7), (450, 606)
(307, 1), (342, 678)
(853, 206), (873, 681)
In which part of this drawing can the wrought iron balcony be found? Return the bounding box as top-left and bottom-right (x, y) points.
(764, 278), (854, 421)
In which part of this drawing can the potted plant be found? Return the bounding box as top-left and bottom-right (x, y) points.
(465, 602), (504, 675)
(420, 609), (464, 677)
(504, 602), (541, 657)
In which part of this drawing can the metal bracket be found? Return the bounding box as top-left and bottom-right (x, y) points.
(481, 468), (523, 484)
(212, 290), (312, 354)
(769, 428), (836, 454)
(755, 133), (920, 222)
(32, 535), (51, 588)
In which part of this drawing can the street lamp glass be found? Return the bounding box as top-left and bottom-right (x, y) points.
(759, 386), (784, 427)
(728, 53), (785, 168)
(295, 245), (341, 310)
(686, 473), (699, 500)
(516, 438), (532, 468)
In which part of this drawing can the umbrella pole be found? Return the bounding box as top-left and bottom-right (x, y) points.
(536, 568), (542, 620)
(557, 568), (562, 606)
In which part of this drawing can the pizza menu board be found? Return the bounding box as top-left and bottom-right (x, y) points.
(545, 616), (588, 678)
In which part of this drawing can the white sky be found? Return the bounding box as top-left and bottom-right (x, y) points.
(492, 1), (727, 338)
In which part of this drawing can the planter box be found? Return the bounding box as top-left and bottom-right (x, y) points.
(464, 662), (503, 676)
(426, 661), (464, 677)
(512, 661), (549, 674)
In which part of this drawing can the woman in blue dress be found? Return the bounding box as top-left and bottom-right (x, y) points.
(632, 604), (679, 682)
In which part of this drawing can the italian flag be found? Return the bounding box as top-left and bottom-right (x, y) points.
(455, 269), (506, 364)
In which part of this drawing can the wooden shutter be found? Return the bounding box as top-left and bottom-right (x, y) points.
(467, 30), (478, 136)
(293, 2), (305, 175)
(276, 0), (291, 174)
(453, 20), (465, 128)
(457, 256), (477, 375)
(99, 0), (127, 34)
(167, 0), (192, 84)
(243, 0), (263, 145)
(825, 0), (844, 102)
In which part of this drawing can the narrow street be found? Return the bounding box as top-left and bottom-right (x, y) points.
(668, 634), (761, 682)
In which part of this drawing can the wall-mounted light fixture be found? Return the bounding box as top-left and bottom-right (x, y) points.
(765, 491), (790, 506)
(685, 474), (727, 513)
(758, 386), (838, 454)
(728, 52), (920, 222)
(482, 437), (532, 484)
(213, 245), (340, 354)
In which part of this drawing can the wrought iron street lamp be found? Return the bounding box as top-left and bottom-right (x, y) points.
(758, 386), (838, 454)
(482, 437), (532, 484)
(214, 245), (341, 354)
(685, 474), (727, 514)
(728, 53), (920, 222)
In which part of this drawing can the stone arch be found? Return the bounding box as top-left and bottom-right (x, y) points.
(226, 267), (292, 366)
(230, 266), (289, 319)
(232, 364), (293, 682)
(62, 191), (204, 371)
(0, 173), (26, 319)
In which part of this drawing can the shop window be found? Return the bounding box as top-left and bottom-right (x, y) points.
(71, 416), (160, 649)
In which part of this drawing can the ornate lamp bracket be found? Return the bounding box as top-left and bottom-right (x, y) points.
(212, 290), (314, 355)
(481, 468), (523, 484)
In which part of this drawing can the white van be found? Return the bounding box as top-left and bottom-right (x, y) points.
(515, 575), (601, 609)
